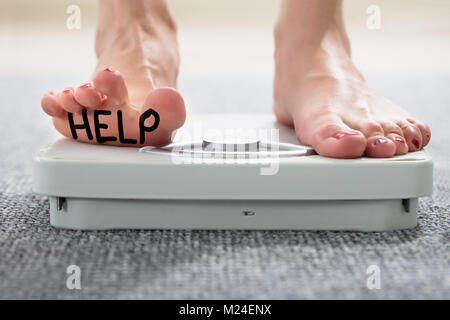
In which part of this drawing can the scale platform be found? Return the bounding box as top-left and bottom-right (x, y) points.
(32, 114), (433, 231)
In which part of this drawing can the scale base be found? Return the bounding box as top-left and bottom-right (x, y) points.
(34, 114), (432, 231)
(49, 197), (418, 231)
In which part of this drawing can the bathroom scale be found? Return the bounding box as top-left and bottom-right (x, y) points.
(32, 113), (433, 231)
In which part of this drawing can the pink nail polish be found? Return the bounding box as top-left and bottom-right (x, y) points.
(412, 138), (420, 149)
(334, 131), (360, 140)
(374, 138), (388, 145)
(62, 89), (72, 94)
(104, 68), (113, 72)
(394, 137), (405, 144)
(80, 83), (92, 88)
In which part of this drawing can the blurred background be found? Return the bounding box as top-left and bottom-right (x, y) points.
(2, 0), (450, 77)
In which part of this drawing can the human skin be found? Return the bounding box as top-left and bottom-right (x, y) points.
(273, 0), (430, 158)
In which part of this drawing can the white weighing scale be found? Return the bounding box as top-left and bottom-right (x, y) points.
(32, 114), (433, 231)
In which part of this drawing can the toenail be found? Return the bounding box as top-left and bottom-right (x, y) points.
(374, 138), (388, 145)
(62, 89), (72, 94)
(412, 138), (420, 149)
(394, 137), (405, 144)
(80, 83), (92, 88)
(104, 68), (114, 72)
(333, 131), (360, 140)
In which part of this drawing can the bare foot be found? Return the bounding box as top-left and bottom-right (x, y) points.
(273, 0), (431, 158)
(41, 0), (185, 147)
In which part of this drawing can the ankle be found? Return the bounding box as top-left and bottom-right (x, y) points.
(95, 0), (177, 57)
(98, 0), (176, 28)
(274, 0), (350, 57)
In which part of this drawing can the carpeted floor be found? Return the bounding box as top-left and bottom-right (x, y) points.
(0, 74), (448, 299)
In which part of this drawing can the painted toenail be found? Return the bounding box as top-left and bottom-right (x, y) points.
(104, 68), (114, 72)
(374, 138), (388, 145)
(62, 89), (72, 94)
(394, 137), (405, 143)
(334, 131), (360, 140)
(80, 83), (92, 88)
(412, 138), (420, 149)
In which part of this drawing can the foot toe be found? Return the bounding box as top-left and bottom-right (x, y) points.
(385, 133), (408, 155)
(58, 88), (83, 113)
(139, 87), (186, 146)
(365, 136), (397, 158)
(400, 123), (423, 152)
(380, 121), (408, 155)
(73, 82), (105, 108)
(41, 92), (65, 117)
(92, 68), (128, 106)
(355, 120), (395, 157)
(407, 118), (431, 148)
(309, 120), (367, 158)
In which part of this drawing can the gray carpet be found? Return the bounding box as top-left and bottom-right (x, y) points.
(0, 73), (449, 299)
